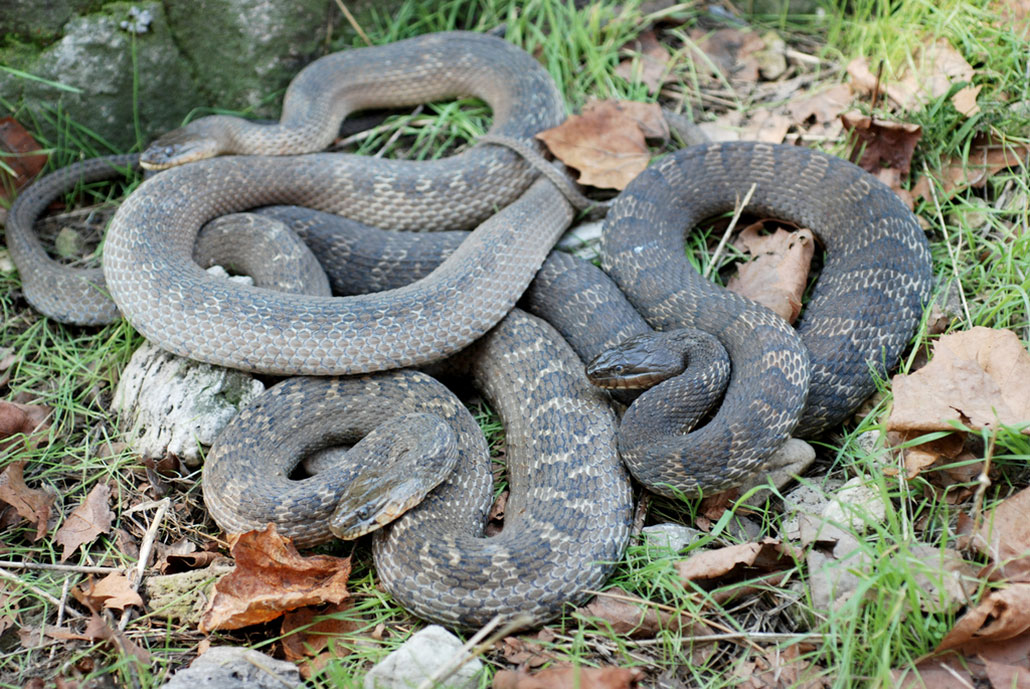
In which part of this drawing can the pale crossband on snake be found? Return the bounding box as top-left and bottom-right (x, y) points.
(4, 30), (934, 625)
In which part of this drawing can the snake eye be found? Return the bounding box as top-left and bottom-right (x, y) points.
(164, 146), (176, 157)
(356, 507), (370, 521)
(614, 365), (625, 375)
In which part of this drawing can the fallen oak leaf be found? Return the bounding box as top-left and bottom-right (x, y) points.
(73, 573), (143, 612)
(54, 483), (114, 562)
(576, 586), (713, 639)
(735, 644), (828, 689)
(493, 665), (643, 689)
(0, 400), (51, 454)
(536, 100), (666, 190)
(887, 327), (1030, 434)
(0, 461), (54, 541)
(281, 600), (359, 663)
(0, 118), (48, 202)
(726, 222), (815, 323)
(199, 523), (351, 633)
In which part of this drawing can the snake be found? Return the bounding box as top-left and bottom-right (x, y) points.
(5, 30), (933, 623)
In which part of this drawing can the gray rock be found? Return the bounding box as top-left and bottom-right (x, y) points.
(13, 2), (197, 149)
(161, 646), (301, 689)
(641, 523), (703, 553)
(0, 0), (94, 40)
(364, 625), (483, 689)
(165, 0), (330, 116)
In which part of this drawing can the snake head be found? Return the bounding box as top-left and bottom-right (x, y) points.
(140, 128), (221, 170)
(586, 329), (728, 391)
(327, 412), (458, 541)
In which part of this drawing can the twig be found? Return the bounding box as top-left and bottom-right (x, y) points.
(971, 429), (997, 537)
(0, 560), (122, 574)
(922, 161), (973, 326)
(414, 614), (532, 689)
(332, 0), (372, 46)
(0, 567), (84, 618)
(119, 498), (170, 631)
(374, 104), (424, 158)
(703, 182), (757, 279)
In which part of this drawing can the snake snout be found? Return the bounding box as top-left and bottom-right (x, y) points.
(586, 331), (688, 390)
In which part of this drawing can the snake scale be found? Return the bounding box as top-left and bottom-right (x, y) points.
(5, 30), (933, 626)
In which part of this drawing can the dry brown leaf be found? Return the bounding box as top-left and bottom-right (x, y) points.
(614, 30), (672, 93)
(0, 461), (53, 541)
(847, 40), (979, 115)
(937, 583), (1030, 651)
(973, 486), (1030, 582)
(281, 601), (358, 663)
(675, 537), (794, 587)
(536, 101), (667, 190)
(888, 327), (1030, 434)
(891, 656), (981, 689)
(0, 400), (51, 455)
(497, 630), (558, 670)
(788, 84), (854, 126)
(73, 573), (144, 612)
(493, 665), (643, 689)
(735, 644), (828, 689)
(0, 118), (47, 202)
(199, 524), (351, 633)
(576, 587), (713, 639)
(82, 612), (151, 664)
(727, 224), (814, 323)
(54, 483), (113, 562)
(842, 111), (922, 179)
(740, 110), (792, 144)
(913, 135), (1029, 200)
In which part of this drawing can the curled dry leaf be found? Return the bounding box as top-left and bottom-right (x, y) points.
(740, 110), (792, 145)
(841, 111), (922, 207)
(73, 573), (144, 612)
(727, 223), (815, 323)
(0, 461), (54, 541)
(675, 537), (794, 587)
(536, 100), (667, 190)
(788, 84), (854, 128)
(199, 524), (351, 633)
(498, 629), (558, 669)
(493, 665), (643, 689)
(888, 327), (1030, 434)
(614, 30), (672, 94)
(54, 483), (114, 562)
(688, 27), (767, 84)
(937, 583), (1030, 651)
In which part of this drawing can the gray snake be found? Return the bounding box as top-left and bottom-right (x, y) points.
(4, 30), (933, 626)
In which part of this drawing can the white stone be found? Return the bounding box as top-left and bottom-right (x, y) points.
(112, 340), (263, 467)
(364, 625), (483, 689)
(641, 523), (703, 552)
(821, 476), (887, 533)
(161, 646), (301, 689)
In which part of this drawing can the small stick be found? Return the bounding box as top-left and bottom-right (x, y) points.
(332, 0), (372, 46)
(703, 182), (757, 279)
(374, 105), (424, 159)
(0, 561), (122, 574)
(119, 498), (170, 631)
(0, 567), (84, 618)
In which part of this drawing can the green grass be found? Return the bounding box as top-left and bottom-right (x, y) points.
(1, 0), (1029, 686)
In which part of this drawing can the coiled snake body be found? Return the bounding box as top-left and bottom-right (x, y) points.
(6, 31), (933, 625)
